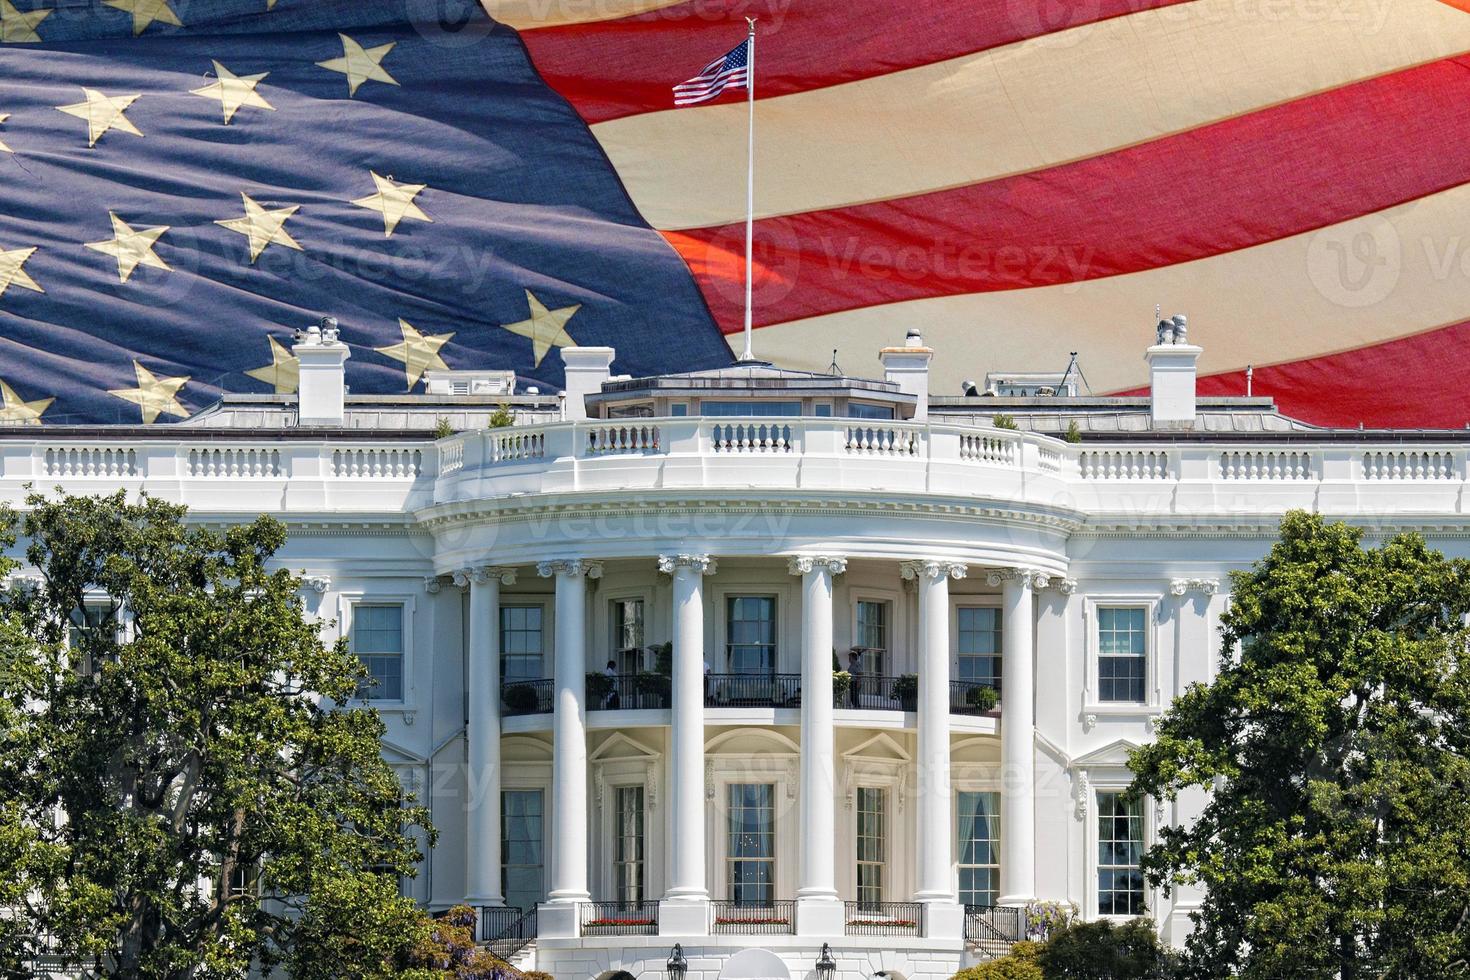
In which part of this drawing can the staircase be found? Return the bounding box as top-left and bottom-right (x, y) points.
(964, 905), (1024, 960)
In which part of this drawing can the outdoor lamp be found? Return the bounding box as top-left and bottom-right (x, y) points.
(816, 943), (837, 980)
(666, 944), (688, 980)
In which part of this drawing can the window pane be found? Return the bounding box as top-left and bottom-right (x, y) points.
(856, 787), (886, 905)
(501, 606), (544, 682)
(502, 790), (545, 912)
(847, 403), (895, 420)
(957, 790), (1001, 907)
(353, 604), (403, 700)
(957, 607), (1003, 689)
(614, 786), (645, 905)
(1096, 791), (1145, 916)
(727, 783), (775, 905)
(726, 597), (776, 674)
(701, 401), (802, 417)
(1098, 606), (1147, 703)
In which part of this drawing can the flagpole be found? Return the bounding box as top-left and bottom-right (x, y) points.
(740, 16), (757, 362)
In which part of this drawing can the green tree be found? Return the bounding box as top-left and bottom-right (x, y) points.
(1035, 919), (1173, 978)
(1129, 511), (1470, 979)
(0, 492), (434, 980)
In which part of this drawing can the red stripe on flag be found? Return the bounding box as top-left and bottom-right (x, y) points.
(518, 0), (1194, 124)
(665, 54), (1470, 334)
(1118, 320), (1470, 429)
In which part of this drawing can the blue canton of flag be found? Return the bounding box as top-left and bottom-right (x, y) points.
(0, 0), (731, 425)
(673, 38), (750, 107)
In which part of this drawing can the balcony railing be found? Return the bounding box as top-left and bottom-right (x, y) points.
(837, 674), (908, 711)
(501, 679), (554, 716)
(579, 901), (660, 936)
(710, 900), (797, 935)
(483, 906), (537, 957)
(588, 673), (670, 710)
(476, 906), (522, 944)
(844, 901), (923, 937)
(705, 673), (802, 708)
(950, 680), (1002, 716)
(964, 904), (1025, 956)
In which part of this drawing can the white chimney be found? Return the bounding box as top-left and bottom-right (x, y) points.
(1146, 313), (1201, 428)
(880, 328), (934, 421)
(561, 346), (616, 421)
(294, 320), (350, 427)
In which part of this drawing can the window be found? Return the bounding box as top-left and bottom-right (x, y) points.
(670, 403), (689, 417)
(1097, 607), (1147, 702)
(701, 400), (802, 417)
(726, 597), (776, 674)
(958, 791), (1001, 907)
(846, 402), (895, 420)
(854, 600), (888, 676)
(608, 403), (654, 419)
(856, 787), (886, 906)
(502, 790), (545, 912)
(813, 403), (833, 418)
(611, 599), (645, 674)
(727, 783), (775, 905)
(1097, 791), (1145, 916)
(613, 786), (645, 905)
(500, 605), (544, 683)
(353, 604), (403, 701)
(69, 603), (113, 674)
(957, 607), (1002, 691)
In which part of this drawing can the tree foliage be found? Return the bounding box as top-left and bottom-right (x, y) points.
(0, 492), (435, 980)
(1129, 511), (1470, 979)
(1034, 919), (1174, 979)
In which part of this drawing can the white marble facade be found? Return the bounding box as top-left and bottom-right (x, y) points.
(4, 329), (1466, 980)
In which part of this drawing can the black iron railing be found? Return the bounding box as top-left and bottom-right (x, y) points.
(501, 679), (554, 716)
(483, 906), (537, 958)
(844, 901), (923, 936)
(710, 900), (797, 935)
(579, 900), (660, 936)
(950, 679), (1002, 716)
(836, 674), (909, 710)
(587, 674), (670, 710)
(477, 906), (523, 944)
(705, 673), (802, 708)
(964, 904), (1025, 955)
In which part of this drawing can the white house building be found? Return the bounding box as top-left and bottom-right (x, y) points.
(4, 320), (1465, 980)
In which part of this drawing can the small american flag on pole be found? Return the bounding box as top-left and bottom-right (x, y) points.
(673, 38), (751, 106)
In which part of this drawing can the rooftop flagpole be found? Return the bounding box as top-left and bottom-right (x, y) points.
(740, 16), (757, 362)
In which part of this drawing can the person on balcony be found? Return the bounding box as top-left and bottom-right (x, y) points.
(604, 660), (620, 710)
(848, 649), (863, 708)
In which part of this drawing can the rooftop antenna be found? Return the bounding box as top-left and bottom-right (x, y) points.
(828, 348), (842, 376)
(1056, 351), (1080, 397)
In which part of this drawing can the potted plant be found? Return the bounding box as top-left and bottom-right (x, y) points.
(503, 683), (539, 714)
(586, 671), (614, 704)
(893, 673), (919, 711)
(832, 670), (852, 706)
(966, 684), (999, 712)
(636, 671), (671, 704)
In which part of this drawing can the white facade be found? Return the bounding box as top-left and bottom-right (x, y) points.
(4, 328), (1466, 980)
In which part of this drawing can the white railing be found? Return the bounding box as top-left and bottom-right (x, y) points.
(1219, 450), (1313, 481)
(846, 423), (918, 457)
(1078, 450), (1171, 480)
(586, 424), (660, 456)
(491, 429), (544, 463)
(1363, 450), (1457, 480)
(45, 446), (138, 478)
(332, 448), (422, 479)
(440, 439), (465, 476)
(188, 448), (282, 478)
(710, 421), (796, 453)
(960, 433), (1017, 466)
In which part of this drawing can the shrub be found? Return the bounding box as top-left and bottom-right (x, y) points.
(1024, 900), (1079, 940)
(1036, 918), (1173, 979)
(1064, 419), (1082, 444)
(488, 404), (515, 428)
(952, 941), (1043, 980)
(833, 670), (852, 702)
(992, 413), (1018, 430)
(585, 671), (614, 702)
(636, 671), (671, 700)
(892, 673), (918, 707)
(433, 416), (454, 439)
(523, 972), (555, 980)
(503, 684), (540, 713)
(965, 684), (999, 712)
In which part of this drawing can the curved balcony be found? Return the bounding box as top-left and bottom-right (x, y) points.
(499, 674), (1001, 717)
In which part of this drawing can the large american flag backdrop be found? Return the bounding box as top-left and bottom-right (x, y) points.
(2, 0), (1468, 426)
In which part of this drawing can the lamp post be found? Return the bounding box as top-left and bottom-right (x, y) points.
(815, 943), (837, 980)
(666, 944), (688, 980)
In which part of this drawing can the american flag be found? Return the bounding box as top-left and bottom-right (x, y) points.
(673, 39), (751, 107)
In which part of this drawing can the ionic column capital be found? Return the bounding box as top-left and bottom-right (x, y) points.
(984, 567), (1049, 590)
(786, 555), (847, 577)
(453, 565), (519, 588)
(1049, 577), (1078, 595)
(899, 559), (968, 583)
(536, 559), (603, 581)
(658, 554), (719, 576)
(1169, 577), (1220, 597)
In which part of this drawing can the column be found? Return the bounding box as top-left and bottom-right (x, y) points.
(458, 566), (518, 907)
(659, 554), (717, 936)
(901, 560), (967, 910)
(992, 567), (1042, 906)
(789, 555), (847, 936)
(538, 559), (601, 911)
